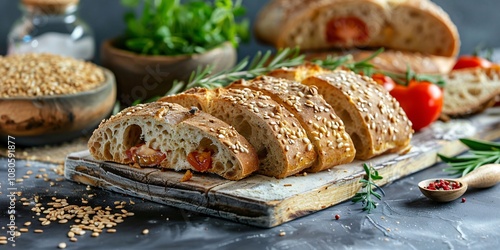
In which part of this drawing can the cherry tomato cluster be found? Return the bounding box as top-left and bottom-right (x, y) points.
(425, 179), (461, 191)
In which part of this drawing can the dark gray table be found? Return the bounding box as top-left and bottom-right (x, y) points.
(1, 157), (499, 250)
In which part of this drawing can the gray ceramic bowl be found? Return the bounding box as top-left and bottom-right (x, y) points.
(0, 68), (116, 146)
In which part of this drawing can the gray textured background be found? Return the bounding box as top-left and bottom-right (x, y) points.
(0, 0), (499, 62)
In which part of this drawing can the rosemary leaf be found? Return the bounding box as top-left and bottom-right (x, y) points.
(439, 138), (500, 177)
(459, 138), (500, 151)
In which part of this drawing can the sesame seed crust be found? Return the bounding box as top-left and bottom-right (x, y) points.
(229, 76), (356, 172)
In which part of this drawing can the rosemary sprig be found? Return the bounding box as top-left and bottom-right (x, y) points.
(312, 48), (383, 76)
(352, 163), (385, 213)
(165, 47), (445, 96)
(438, 138), (500, 176)
(166, 48), (305, 95)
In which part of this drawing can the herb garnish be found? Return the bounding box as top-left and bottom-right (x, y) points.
(120, 0), (248, 56)
(166, 48), (306, 95)
(438, 138), (500, 176)
(352, 163), (385, 213)
(167, 47), (445, 95)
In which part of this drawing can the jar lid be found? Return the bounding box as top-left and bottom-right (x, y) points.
(22, 0), (79, 6)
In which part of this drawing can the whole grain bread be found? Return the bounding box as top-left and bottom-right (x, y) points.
(88, 102), (258, 180)
(255, 0), (459, 57)
(228, 76), (355, 172)
(160, 88), (316, 178)
(269, 65), (413, 159)
(441, 67), (500, 117)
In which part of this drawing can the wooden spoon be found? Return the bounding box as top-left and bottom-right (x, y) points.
(418, 164), (500, 202)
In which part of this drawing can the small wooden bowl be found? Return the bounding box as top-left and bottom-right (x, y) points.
(101, 39), (236, 106)
(0, 68), (116, 146)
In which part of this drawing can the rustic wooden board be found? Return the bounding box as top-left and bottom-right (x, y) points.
(64, 108), (500, 228)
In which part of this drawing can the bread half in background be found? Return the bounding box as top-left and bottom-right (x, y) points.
(255, 0), (460, 58)
(441, 66), (500, 117)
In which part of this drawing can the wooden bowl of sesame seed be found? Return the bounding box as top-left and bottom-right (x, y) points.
(0, 53), (116, 146)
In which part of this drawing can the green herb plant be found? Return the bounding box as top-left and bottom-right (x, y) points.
(120, 0), (249, 56)
(352, 163), (385, 213)
(438, 138), (500, 177)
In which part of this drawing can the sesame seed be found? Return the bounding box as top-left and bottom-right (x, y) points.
(142, 229), (150, 235)
(58, 242), (67, 249)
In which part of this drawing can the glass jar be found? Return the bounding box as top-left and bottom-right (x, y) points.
(7, 0), (95, 60)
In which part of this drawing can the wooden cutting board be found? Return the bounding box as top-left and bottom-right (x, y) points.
(64, 109), (500, 228)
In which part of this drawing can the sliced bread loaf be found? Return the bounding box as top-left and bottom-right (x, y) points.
(160, 88), (316, 178)
(88, 102), (259, 180)
(228, 76), (356, 172)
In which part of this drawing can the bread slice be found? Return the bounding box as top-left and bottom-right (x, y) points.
(255, 0), (388, 49)
(88, 102), (258, 180)
(228, 76), (355, 172)
(370, 0), (460, 57)
(160, 88), (316, 178)
(441, 67), (500, 117)
(255, 0), (459, 57)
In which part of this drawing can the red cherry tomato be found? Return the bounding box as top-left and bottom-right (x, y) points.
(389, 80), (443, 132)
(187, 151), (212, 172)
(371, 73), (396, 91)
(126, 143), (166, 166)
(452, 55), (492, 70)
(325, 17), (369, 44)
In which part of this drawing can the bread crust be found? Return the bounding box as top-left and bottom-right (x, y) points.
(88, 102), (258, 180)
(229, 76), (356, 172)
